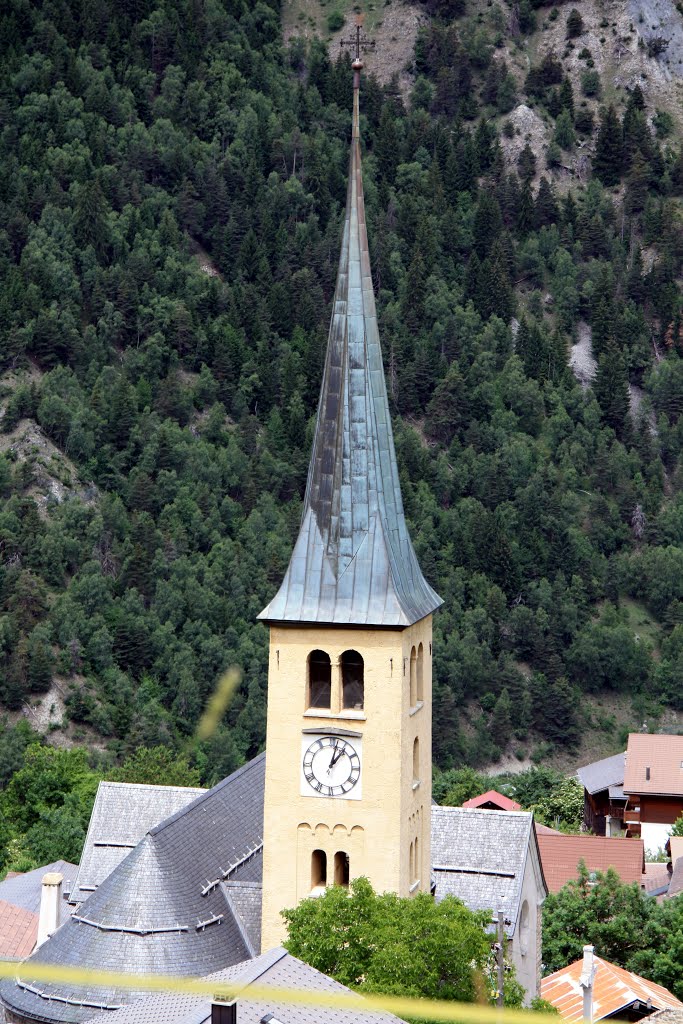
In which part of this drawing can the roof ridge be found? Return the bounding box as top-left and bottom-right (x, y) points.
(98, 780), (206, 793)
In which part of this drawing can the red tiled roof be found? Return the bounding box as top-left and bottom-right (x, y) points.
(624, 733), (683, 797)
(536, 823), (563, 835)
(541, 954), (682, 1021)
(0, 900), (38, 959)
(461, 790), (521, 811)
(642, 861), (671, 895)
(537, 833), (645, 893)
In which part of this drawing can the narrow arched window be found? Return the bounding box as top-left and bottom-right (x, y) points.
(341, 650), (364, 710)
(409, 647), (417, 706)
(417, 643), (424, 702)
(413, 737), (420, 784)
(308, 650), (331, 709)
(334, 851), (350, 887)
(311, 849), (327, 890)
(414, 836), (419, 882)
(409, 841), (414, 883)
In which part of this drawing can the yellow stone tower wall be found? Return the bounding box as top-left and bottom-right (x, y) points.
(260, 615), (433, 952)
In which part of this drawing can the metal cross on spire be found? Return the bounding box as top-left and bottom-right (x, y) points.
(339, 16), (375, 66)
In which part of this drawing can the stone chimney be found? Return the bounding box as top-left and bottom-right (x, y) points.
(579, 944), (596, 1023)
(36, 872), (63, 948)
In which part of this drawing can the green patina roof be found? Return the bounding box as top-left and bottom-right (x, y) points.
(259, 67), (442, 628)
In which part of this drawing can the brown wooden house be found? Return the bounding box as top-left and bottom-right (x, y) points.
(577, 751), (626, 836)
(623, 733), (683, 851)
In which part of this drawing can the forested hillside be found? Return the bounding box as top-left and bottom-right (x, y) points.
(3, 0), (683, 800)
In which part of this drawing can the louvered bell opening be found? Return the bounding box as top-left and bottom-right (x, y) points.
(212, 998), (237, 1024)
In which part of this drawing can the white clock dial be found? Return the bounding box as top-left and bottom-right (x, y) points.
(302, 736), (361, 798)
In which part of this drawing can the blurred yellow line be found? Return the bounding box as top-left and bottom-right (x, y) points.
(0, 960), (554, 1023)
(195, 667), (241, 740)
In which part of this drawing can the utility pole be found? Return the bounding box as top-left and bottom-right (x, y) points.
(496, 911), (505, 1008)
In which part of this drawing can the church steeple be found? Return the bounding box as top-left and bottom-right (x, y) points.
(259, 54), (442, 628)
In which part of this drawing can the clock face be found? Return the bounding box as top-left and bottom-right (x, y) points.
(301, 736), (361, 798)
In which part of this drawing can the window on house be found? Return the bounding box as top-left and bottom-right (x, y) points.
(311, 850), (327, 890)
(519, 900), (530, 956)
(308, 651), (331, 708)
(334, 851), (350, 887)
(413, 737), (420, 784)
(646, 767), (651, 781)
(409, 647), (417, 706)
(341, 650), (364, 710)
(416, 643), (424, 702)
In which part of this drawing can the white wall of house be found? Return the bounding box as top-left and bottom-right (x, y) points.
(508, 842), (545, 1004)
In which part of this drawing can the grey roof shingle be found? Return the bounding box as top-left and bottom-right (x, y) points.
(258, 76), (442, 628)
(221, 881), (262, 957)
(71, 781), (205, 903)
(0, 861), (78, 919)
(0, 756), (265, 1024)
(431, 806), (535, 936)
(85, 947), (402, 1024)
(576, 752), (625, 795)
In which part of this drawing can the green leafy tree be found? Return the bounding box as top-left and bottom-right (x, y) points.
(543, 864), (654, 974)
(283, 876), (519, 1007)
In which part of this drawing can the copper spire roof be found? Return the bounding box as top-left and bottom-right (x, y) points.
(259, 61), (442, 628)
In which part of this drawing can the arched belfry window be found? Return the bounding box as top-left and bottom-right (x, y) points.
(409, 647), (417, 706)
(413, 737), (420, 784)
(341, 650), (364, 710)
(308, 650), (331, 709)
(311, 850), (327, 890)
(416, 643), (424, 702)
(334, 851), (350, 887)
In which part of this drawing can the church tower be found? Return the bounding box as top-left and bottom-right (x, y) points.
(259, 52), (442, 952)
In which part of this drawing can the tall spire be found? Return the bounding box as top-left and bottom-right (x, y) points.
(259, 57), (442, 627)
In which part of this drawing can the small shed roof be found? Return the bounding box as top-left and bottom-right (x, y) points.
(71, 780), (205, 903)
(431, 806), (544, 936)
(0, 900), (38, 960)
(541, 954), (682, 1021)
(668, 857), (683, 899)
(576, 752), (625, 796)
(461, 790), (521, 811)
(624, 733), (683, 797)
(537, 834), (644, 893)
(86, 947), (402, 1024)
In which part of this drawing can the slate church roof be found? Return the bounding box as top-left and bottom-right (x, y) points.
(85, 947), (401, 1024)
(0, 756), (265, 1024)
(258, 62), (442, 629)
(70, 781), (205, 904)
(431, 806), (544, 936)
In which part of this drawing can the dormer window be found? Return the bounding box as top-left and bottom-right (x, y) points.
(341, 650), (364, 710)
(308, 651), (331, 709)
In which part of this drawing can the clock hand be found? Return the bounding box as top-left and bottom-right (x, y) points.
(330, 744), (345, 768)
(327, 740), (339, 774)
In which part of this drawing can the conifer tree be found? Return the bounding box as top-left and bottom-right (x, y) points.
(594, 341), (631, 438)
(593, 106), (624, 185)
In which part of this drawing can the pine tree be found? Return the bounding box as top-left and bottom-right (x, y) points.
(566, 9), (583, 38)
(624, 151), (650, 214)
(593, 341), (631, 438)
(491, 688), (513, 742)
(534, 177), (559, 228)
(593, 106), (624, 186)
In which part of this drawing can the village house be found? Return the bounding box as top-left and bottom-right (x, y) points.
(536, 832), (645, 893)
(623, 734), (683, 850)
(576, 752), (627, 836)
(542, 946), (682, 1022)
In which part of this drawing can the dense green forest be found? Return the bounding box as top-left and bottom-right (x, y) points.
(2, 0), (683, 815)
